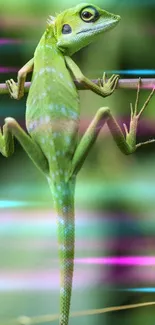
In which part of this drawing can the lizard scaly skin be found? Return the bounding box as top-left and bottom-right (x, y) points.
(3, 3), (155, 325)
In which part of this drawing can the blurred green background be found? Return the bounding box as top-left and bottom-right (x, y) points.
(0, 0), (155, 324)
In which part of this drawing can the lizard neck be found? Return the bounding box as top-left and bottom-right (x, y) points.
(34, 26), (62, 61)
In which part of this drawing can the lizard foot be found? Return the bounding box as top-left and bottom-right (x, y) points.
(6, 79), (20, 100)
(97, 72), (119, 97)
(123, 77), (155, 151)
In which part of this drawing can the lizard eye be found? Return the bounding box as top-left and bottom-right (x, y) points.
(80, 6), (99, 23)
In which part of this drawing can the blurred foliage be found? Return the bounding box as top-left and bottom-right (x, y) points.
(0, 0), (155, 324)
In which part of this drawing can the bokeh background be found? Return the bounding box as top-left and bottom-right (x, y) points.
(0, 0), (155, 324)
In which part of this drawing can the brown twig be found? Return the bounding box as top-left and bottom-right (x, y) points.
(0, 78), (155, 95)
(3, 301), (155, 325)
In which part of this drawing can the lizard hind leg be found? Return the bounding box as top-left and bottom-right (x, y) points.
(0, 117), (49, 175)
(0, 122), (14, 157)
(69, 83), (155, 178)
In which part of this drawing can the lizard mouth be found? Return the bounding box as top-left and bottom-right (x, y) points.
(76, 20), (119, 35)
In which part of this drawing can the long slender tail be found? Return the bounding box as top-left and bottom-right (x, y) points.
(57, 209), (75, 325)
(51, 180), (75, 325)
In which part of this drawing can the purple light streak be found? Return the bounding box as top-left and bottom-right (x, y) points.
(0, 38), (22, 45)
(0, 67), (18, 73)
(0, 269), (97, 291)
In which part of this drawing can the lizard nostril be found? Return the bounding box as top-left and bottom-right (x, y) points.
(115, 14), (121, 20)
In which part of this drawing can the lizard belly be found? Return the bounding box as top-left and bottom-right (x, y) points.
(26, 70), (80, 175)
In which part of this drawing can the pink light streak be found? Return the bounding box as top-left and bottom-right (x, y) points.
(75, 256), (155, 266)
(1, 263), (155, 291)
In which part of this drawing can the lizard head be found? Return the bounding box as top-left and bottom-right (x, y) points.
(51, 3), (120, 55)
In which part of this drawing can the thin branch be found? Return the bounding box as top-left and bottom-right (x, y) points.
(3, 301), (155, 325)
(0, 78), (155, 95)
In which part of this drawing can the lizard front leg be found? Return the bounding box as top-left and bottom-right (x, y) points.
(6, 58), (34, 100)
(69, 79), (155, 177)
(65, 56), (119, 97)
(0, 118), (49, 175)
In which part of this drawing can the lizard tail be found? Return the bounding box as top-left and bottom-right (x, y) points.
(58, 210), (75, 325)
(50, 179), (76, 325)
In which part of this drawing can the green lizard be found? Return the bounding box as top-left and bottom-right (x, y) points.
(1, 3), (155, 324)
